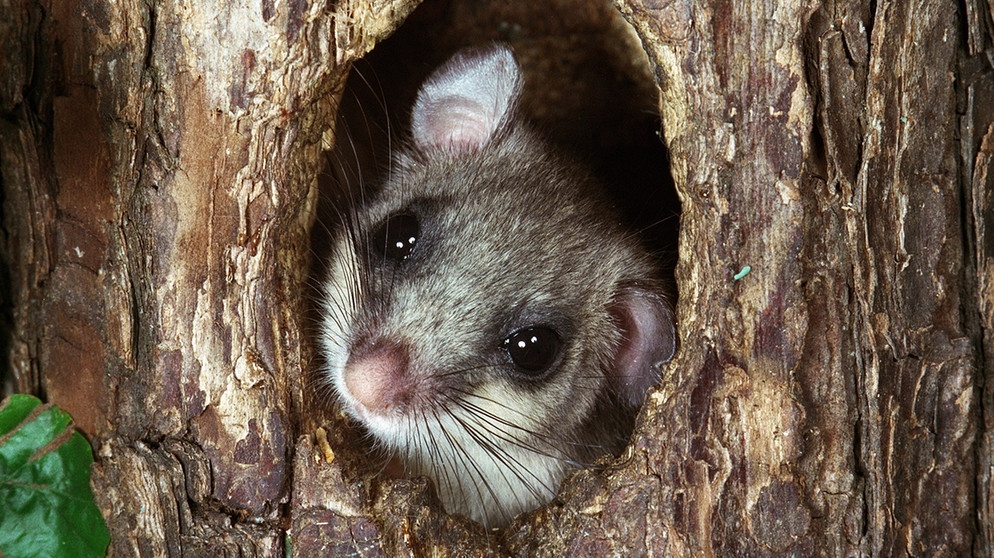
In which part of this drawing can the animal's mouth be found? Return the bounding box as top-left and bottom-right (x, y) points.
(343, 391), (415, 436)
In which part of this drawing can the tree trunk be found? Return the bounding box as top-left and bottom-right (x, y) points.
(1, 0), (991, 556)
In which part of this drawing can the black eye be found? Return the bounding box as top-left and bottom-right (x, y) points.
(373, 212), (419, 261)
(502, 327), (561, 376)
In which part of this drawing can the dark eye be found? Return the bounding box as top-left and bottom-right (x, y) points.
(373, 212), (419, 261)
(502, 327), (561, 376)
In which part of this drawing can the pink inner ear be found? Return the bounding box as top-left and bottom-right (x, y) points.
(409, 45), (522, 156)
(414, 98), (497, 153)
(607, 288), (676, 407)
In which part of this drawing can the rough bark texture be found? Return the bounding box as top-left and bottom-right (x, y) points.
(1, 0), (991, 556)
(0, 0), (416, 554)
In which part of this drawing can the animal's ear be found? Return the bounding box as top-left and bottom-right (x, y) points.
(607, 287), (676, 407)
(410, 45), (522, 154)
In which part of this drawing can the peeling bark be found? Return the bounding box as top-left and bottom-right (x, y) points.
(1, 0), (415, 553)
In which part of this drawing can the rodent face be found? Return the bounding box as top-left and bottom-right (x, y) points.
(321, 139), (638, 525)
(320, 45), (675, 527)
(328, 144), (617, 412)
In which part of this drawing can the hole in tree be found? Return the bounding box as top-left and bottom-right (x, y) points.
(311, 0), (680, 529)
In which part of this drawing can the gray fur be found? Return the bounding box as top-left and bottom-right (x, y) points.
(320, 45), (674, 527)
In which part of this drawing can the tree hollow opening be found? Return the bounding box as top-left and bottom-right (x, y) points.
(308, 0), (680, 533)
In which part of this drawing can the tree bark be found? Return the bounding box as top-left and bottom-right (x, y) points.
(1, 0), (991, 556)
(0, 0), (414, 553)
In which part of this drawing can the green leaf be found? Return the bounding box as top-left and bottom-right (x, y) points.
(0, 394), (110, 558)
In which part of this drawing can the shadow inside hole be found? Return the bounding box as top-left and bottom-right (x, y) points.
(324, 0), (679, 265)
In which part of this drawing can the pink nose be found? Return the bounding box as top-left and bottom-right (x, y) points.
(343, 341), (414, 414)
